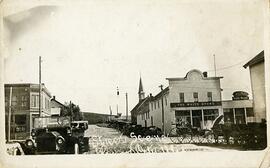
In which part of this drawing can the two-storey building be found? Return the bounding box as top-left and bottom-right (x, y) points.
(5, 83), (51, 141)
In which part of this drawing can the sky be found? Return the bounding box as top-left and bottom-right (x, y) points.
(3, 0), (264, 115)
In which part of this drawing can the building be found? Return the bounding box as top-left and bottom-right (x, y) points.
(5, 83), (52, 141)
(243, 51), (266, 122)
(130, 76), (150, 124)
(50, 96), (66, 116)
(132, 69), (256, 134)
(222, 91), (254, 124)
(133, 69), (223, 134)
(166, 69), (223, 132)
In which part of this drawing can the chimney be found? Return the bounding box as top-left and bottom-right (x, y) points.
(53, 96), (55, 100)
(203, 71), (208, 77)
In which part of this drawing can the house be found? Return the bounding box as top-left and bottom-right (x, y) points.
(243, 51), (266, 123)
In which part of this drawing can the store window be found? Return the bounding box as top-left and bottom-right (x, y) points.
(179, 93), (185, 103)
(246, 108), (254, 117)
(223, 108), (234, 123)
(235, 108), (246, 124)
(175, 110), (191, 124)
(207, 92), (212, 102)
(15, 115), (26, 125)
(193, 92), (198, 102)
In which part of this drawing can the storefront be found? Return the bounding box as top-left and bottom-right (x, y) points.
(172, 104), (222, 129)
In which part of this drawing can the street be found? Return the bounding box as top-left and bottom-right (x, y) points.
(85, 125), (236, 154)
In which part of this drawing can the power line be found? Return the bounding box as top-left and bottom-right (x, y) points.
(206, 55), (256, 72)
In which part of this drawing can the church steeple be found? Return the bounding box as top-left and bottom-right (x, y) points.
(138, 76), (145, 101)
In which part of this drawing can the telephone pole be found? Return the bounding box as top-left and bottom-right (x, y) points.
(125, 93), (128, 121)
(214, 54), (217, 77)
(39, 56), (42, 117)
(159, 85), (165, 134)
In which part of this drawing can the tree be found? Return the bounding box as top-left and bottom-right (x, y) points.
(61, 101), (83, 121)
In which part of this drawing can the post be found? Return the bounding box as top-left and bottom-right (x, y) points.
(116, 87), (119, 115)
(244, 108), (247, 124)
(39, 56), (42, 117)
(233, 108), (236, 124)
(8, 87), (12, 142)
(109, 106), (112, 121)
(125, 93), (128, 121)
(70, 101), (73, 122)
(159, 85), (165, 134)
(214, 54), (217, 77)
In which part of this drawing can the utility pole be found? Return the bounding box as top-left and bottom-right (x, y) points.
(70, 101), (73, 121)
(214, 54), (217, 77)
(116, 87), (119, 115)
(159, 85), (165, 134)
(39, 56), (42, 117)
(8, 86), (12, 142)
(125, 93), (128, 121)
(109, 106), (112, 121)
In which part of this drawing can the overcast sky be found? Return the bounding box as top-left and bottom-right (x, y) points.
(3, 0), (264, 114)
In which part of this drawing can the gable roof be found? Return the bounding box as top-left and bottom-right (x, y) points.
(243, 51), (264, 68)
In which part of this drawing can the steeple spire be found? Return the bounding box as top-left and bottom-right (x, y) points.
(138, 75), (145, 101)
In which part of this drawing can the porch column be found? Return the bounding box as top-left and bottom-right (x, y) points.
(201, 110), (205, 129)
(233, 108), (236, 124)
(189, 110), (193, 126)
(244, 108), (247, 124)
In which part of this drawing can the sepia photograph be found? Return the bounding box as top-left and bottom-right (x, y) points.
(0, 0), (269, 167)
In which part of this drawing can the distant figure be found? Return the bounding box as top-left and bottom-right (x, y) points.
(223, 118), (233, 143)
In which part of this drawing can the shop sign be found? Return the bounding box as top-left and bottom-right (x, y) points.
(170, 101), (221, 108)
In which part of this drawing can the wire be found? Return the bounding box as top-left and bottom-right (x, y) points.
(206, 54), (257, 72)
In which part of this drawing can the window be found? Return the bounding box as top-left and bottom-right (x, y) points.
(11, 95), (17, 106)
(31, 95), (39, 108)
(246, 108), (254, 117)
(151, 102), (153, 111)
(179, 93), (185, 103)
(5, 96), (8, 107)
(21, 95), (27, 107)
(15, 115), (26, 125)
(203, 109), (219, 121)
(207, 92), (212, 102)
(141, 114), (143, 120)
(154, 102), (156, 109)
(165, 97), (167, 106)
(157, 100), (160, 108)
(193, 92), (198, 102)
(223, 108), (234, 123)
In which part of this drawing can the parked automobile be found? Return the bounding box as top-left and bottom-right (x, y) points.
(24, 116), (89, 154)
(144, 126), (163, 137)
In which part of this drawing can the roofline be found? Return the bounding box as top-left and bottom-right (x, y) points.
(5, 83), (52, 96)
(243, 50), (264, 68)
(166, 77), (223, 81)
(151, 86), (169, 100)
(51, 98), (66, 107)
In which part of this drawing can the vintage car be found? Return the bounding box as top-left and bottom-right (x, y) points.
(24, 116), (89, 154)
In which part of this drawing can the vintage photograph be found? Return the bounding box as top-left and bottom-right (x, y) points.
(1, 0), (268, 162)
